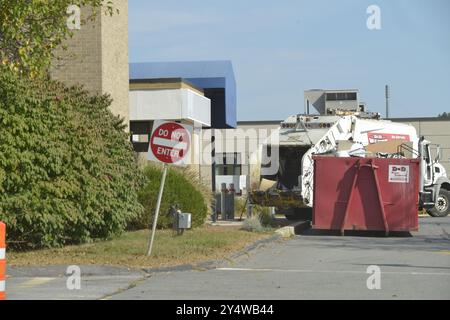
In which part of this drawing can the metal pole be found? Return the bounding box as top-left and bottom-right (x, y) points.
(221, 183), (226, 220)
(147, 163), (168, 256)
(211, 130), (218, 222)
(385, 85), (390, 119)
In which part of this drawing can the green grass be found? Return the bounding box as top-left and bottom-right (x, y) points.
(8, 226), (272, 269)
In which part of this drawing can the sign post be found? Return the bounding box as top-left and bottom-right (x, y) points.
(146, 120), (192, 256)
(146, 163), (168, 256)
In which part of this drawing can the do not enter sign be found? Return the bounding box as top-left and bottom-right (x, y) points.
(148, 120), (192, 165)
(146, 120), (193, 256)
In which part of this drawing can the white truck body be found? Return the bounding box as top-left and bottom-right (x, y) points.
(251, 113), (450, 217)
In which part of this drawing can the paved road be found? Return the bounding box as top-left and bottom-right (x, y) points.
(6, 217), (450, 300)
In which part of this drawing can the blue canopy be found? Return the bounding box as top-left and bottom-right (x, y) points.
(130, 61), (237, 128)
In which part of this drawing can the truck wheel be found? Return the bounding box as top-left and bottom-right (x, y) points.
(427, 189), (450, 217)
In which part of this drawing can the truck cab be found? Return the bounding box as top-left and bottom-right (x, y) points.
(420, 138), (450, 217)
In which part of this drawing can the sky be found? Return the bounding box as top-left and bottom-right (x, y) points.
(128, 0), (450, 121)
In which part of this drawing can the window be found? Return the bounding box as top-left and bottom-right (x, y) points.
(336, 93), (346, 100)
(326, 93), (337, 101)
(347, 92), (357, 100)
(130, 121), (152, 153)
(215, 153), (242, 176)
(326, 92), (357, 101)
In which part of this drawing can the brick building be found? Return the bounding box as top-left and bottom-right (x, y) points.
(51, 0), (129, 127)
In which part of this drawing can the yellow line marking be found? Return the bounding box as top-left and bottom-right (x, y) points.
(18, 277), (56, 289)
(435, 250), (450, 255)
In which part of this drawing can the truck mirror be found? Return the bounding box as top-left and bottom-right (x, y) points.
(436, 146), (441, 162)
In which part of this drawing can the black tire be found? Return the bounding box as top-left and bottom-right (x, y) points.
(427, 189), (450, 217)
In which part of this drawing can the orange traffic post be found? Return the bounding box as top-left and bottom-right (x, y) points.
(0, 222), (5, 300)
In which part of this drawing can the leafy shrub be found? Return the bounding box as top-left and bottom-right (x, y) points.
(0, 66), (143, 249)
(241, 205), (276, 233)
(241, 215), (265, 233)
(257, 206), (275, 227)
(175, 166), (213, 216)
(131, 164), (209, 230)
(234, 197), (248, 218)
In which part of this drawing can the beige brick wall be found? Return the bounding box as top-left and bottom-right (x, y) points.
(51, 1), (129, 129)
(101, 0), (129, 127)
(51, 6), (102, 93)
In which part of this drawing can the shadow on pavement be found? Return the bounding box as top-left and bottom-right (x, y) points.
(299, 228), (413, 238)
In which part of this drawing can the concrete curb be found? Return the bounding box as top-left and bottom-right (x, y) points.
(8, 265), (146, 278)
(143, 233), (282, 273)
(7, 233), (283, 278)
(8, 218), (308, 278)
(275, 220), (311, 237)
(142, 220), (311, 273)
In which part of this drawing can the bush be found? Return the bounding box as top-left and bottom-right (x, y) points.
(241, 205), (276, 233)
(242, 206), (275, 232)
(241, 215), (265, 233)
(257, 206), (275, 228)
(234, 197), (248, 218)
(0, 67), (144, 249)
(131, 164), (209, 230)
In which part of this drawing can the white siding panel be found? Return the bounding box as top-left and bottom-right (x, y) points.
(130, 89), (211, 126)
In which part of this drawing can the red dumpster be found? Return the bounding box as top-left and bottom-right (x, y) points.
(313, 157), (420, 234)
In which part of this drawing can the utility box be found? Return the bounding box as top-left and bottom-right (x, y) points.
(313, 157), (420, 234)
(178, 213), (192, 229)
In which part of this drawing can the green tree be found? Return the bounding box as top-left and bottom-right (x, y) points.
(0, 65), (143, 249)
(0, 0), (114, 78)
(438, 112), (450, 119)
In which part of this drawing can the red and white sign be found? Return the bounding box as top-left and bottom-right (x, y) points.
(368, 132), (411, 144)
(148, 120), (192, 165)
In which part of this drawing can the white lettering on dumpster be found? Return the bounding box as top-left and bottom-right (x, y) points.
(389, 165), (410, 183)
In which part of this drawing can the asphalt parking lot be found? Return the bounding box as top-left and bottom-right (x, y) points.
(6, 217), (450, 300)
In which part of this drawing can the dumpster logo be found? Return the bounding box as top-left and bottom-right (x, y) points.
(389, 165), (410, 184)
(368, 132), (410, 144)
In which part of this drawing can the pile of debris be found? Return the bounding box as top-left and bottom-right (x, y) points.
(333, 139), (415, 159)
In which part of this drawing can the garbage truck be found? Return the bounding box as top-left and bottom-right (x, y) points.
(249, 112), (450, 219)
